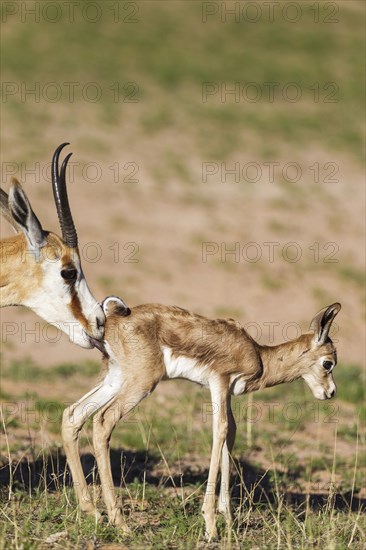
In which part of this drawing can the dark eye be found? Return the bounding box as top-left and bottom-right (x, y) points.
(61, 268), (77, 281)
(323, 360), (334, 371)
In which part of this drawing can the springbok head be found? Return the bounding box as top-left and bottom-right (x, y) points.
(300, 303), (341, 400)
(0, 143), (105, 348)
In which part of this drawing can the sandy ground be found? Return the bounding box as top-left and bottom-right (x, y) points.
(0, 143), (364, 370)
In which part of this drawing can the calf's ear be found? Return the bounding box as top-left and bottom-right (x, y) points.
(309, 303), (341, 346)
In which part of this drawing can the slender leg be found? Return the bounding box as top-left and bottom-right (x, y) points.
(93, 385), (151, 530)
(62, 379), (122, 518)
(202, 376), (229, 540)
(218, 395), (236, 525)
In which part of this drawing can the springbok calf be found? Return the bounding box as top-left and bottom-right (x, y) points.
(62, 297), (341, 539)
(0, 143), (105, 348)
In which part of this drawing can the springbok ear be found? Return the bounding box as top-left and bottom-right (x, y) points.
(8, 178), (46, 248)
(102, 296), (131, 317)
(309, 303), (341, 346)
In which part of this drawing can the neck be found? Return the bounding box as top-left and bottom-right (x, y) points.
(245, 339), (306, 392)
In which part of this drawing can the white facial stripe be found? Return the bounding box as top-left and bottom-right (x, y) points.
(75, 276), (101, 323)
(24, 255), (104, 347)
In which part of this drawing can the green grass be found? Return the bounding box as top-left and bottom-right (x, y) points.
(1, 359), (100, 382)
(336, 267), (365, 288)
(2, 1), (365, 163)
(1, 359), (364, 548)
(0, 468), (364, 549)
(335, 365), (366, 404)
(97, 275), (116, 292)
(1, 1), (365, 546)
(34, 398), (65, 434)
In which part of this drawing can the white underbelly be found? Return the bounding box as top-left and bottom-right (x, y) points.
(162, 346), (210, 387)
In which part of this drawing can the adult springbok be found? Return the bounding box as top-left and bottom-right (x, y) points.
(0, 143), (105, 348)
(62, 297), (341, 539)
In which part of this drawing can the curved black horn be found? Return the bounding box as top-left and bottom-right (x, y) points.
(51, 143), (78, 248)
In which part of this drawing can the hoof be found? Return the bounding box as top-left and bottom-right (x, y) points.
(205, 528), (218, 541)
(110, 508), (130, 534)
(218, 507), (233, 527)
(202, 509), (218, 541)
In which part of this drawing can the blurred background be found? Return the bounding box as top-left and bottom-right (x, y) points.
(1, 0), (364, 369)
(1, 2), (365, 546)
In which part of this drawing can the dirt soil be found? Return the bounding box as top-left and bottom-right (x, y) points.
(0, 144), (364, 368)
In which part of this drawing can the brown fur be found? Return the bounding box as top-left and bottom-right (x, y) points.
(1, 175), (105, 347)
(104, 305), (336, 393)
(62, 301), (340, 539)
(0, 232), (74, 306)
(0, 231), (90, 332)
(106, 305), (259, 370)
